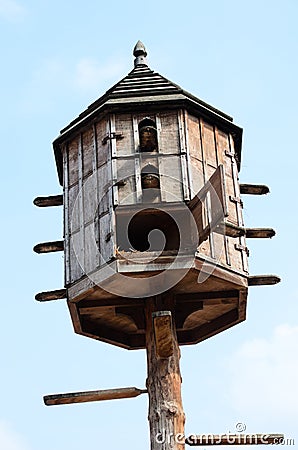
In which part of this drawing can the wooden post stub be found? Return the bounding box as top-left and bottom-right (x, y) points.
(146, 298), (185, 450)
(217, 223), (276, 239)
(245, 228), (275, 239)
(248, 275), (281, 286)
(33, 240), (64, 254)
(33, 195), (63, 207)
(240, 184), (270, 195)
(44, 387), (147, 406)
(153, 311), (174, 358)
(35, 289), (67, 302)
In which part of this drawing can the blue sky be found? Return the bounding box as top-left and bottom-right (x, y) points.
(1, 0), (298, 449)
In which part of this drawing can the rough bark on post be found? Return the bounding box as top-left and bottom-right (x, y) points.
(145, 297), (185, 450)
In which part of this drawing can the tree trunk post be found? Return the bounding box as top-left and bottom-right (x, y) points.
(145, 296), (185, 450)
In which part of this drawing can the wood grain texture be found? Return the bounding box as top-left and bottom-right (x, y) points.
(35, 289), (66, 302)
(146, 297), (185, 450)
(33, 195), (63, 207)
(153, 311), (174, 358)
(33, 240), (64, 254)
(44, 387), (147, 406)
(248, 275), (281, 286)
(240, 184), (270, 195)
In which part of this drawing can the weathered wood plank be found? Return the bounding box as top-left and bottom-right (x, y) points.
(33, 195), (63, 207)
(240, 184), (270, 195)
(82, 127), (94, 178)
(248, 275), (281, 286)
(35, 289), (66, 302)
(33, 240), (64, 254)
(115, 113), (134, 156)
(159, 111), (180, 154)
(186, 434), (284, 446)
(44, 387), (147, 406)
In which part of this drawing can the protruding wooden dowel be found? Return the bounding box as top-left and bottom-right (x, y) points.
(44, 387), (147, 406)
(152, 311), (174, 358)
(33, 240), (64, 254)
(33, 195), (63, 207)
(240, 184), (270, 195)
(245, 228), (276, 239)
(221, 222), (246, 238)
(217, 223), (276, 239)
(186, 434), (284, 446)
(248, 275), (281, 286)
(35, 289), (67, 302)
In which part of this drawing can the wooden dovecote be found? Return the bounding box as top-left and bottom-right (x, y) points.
(34, 42), (280, 350)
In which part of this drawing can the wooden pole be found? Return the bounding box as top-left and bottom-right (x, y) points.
(145, 297), (185, 450)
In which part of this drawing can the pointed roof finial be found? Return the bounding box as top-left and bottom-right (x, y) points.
(133, 40), (148, 67)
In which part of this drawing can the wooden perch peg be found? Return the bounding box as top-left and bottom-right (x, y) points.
(186, 434), (284, 446)
(245, 228), (275, 239)
(217, 222), (246, 238)
(33, 240), (64, 254)
(35, 289), (66, 302)
(217, 223), (275, 239)
(248, 275), (281, 286)
(44, 387), (147, 406)
(153, 311), (174, 358)
(33, 195), (63, 207)
(240, 184), (270, 195)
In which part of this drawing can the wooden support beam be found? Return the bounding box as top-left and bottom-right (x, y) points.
(216, 223), (275, 239)
(146, 298), (185, 450)
(248, 275), (281, 286)
(35, 289), (67, 302)
(240, 184), (270, 195)
(33, 240), (64, 254)
(33, 195), (63, 207)
(153, 311), (174, 358)
(186, 434), (284, 446)
(217, 222), (245, 238)
(44, 387), (147, 406)
(245, 228), (275, 239)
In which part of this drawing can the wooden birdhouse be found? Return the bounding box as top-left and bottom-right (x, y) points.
(34, 41), (280, 350)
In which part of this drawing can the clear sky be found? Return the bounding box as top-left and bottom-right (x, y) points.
(1, 0), (297, 449)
